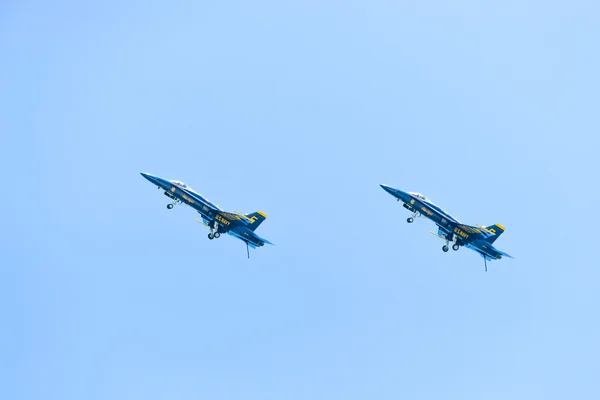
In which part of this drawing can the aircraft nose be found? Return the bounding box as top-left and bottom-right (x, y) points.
(380, 184), (409, 202)
(140, 172), (160, 186)
(380, 184), (395, 195)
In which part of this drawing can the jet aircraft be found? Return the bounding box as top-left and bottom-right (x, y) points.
(141, 173), (273, 257)
(380, 185), (512, 270)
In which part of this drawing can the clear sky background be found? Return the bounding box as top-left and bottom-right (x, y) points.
(1, 1), (599, 399)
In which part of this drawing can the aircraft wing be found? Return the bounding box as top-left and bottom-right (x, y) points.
(434, 223), (499, 242)
(454, 223), (500, 240)
(220, 211), (252, 225)
(456, 224), (485, 234)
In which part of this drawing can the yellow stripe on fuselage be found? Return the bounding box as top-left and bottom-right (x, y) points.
(258, 211), (267, 218)
(496, 224), (506, 231)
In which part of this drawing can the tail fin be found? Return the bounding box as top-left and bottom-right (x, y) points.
(483, 224), (506, 244)
(245, 211), (267, 231)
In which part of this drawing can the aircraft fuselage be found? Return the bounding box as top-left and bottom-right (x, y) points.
(141, 173), (269, 248)
(380, 184), (510, 262)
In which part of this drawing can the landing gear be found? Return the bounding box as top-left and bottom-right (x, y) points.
(167, 203), (174, 209)
(208, 220), (220, 240)
(442, 238), (458, 253)
(407, 212), (418, 223)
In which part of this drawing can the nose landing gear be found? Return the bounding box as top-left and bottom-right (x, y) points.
(407, 212), (419, 223)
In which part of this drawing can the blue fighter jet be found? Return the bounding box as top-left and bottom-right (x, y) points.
(380, 184), (512, 271)
(141, 173), (273, 257)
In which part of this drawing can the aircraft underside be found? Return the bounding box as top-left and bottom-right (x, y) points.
(403, 209), (503, 271)
(142, 173), (272, 258)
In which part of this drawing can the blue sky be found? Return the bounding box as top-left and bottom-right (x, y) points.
(1, 1), (599, 399)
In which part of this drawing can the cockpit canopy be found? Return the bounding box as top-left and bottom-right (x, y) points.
(170, 180), (191, 190)
(409, 192), (429, 201)
(409, 192), (441, 209)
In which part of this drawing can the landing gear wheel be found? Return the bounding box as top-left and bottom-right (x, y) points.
(167, 203), (174, 209)
(208, 233), (214, 240)
(214, 232), (221, 238)
(452, 243), (459, 251)
(407, 217), (414, 223)
(442, 245), (449, 252)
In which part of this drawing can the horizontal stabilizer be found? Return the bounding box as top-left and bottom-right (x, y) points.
(229, 229), (274, 247)
(260, 237), (274, 246)
(497, 249), (513, 259)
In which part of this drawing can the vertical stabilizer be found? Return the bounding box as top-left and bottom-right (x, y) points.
(483, 224), (505, 244)
(245, 211), (267, 231)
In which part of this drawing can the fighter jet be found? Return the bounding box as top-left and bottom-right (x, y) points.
(141, 173), (273, 257)
(380, 184), (512, 270)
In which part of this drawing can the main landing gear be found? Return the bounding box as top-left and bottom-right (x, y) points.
(167, 203), (174, 209)
(208, 220), (221, 240)
(442, 236), (460, 252)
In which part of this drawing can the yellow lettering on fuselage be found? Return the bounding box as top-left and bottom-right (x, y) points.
(182, 194), (195, 204)
(215, 215), (231, 226)
(420, 206), (434, 217)
(454, 227), (469, 239)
